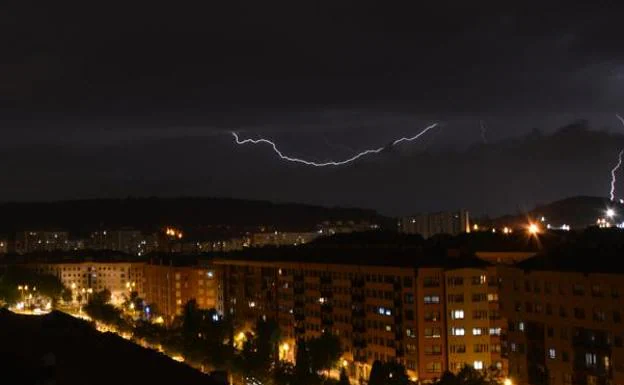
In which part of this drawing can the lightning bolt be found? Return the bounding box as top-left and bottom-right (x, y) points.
(610, 114), (624, 201)
(232, 123), (438, 167)
(610, 150), (624, 201)
(479, 120), (488, 144)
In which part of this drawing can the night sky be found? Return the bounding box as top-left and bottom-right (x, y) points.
(2, 3), (624, 215)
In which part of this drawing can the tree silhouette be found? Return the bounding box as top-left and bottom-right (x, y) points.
(339, 367), (350, 385)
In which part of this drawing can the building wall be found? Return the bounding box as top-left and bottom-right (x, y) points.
(215, 259), (510, 384)
(475, 252), (537, 265)
(399, 211), (470, 239)
(142, 264), (222, 324)
(15, 231), (70, 254)
(498, 267), (624, 385)
(444, 268), (506, 376)
(250, 232), (320, 247)
(31, 262), (145, 304)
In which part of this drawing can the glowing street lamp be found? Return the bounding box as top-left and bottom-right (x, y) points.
(528, 223), (540, 235)
(607, 208), (616, 218)
(503, 378), (513, 385)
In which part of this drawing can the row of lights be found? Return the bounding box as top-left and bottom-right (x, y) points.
(164, 227), (183, 239)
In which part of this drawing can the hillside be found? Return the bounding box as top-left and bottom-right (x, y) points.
(493, 196), (624, 229)
(0, 197), (388, 235)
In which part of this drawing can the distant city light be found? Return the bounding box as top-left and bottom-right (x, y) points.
(528, 223), (540, 235)
(607, 208), (616, 218)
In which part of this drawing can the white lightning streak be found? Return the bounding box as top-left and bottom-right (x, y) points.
(232, 123), (438, 167)
(610, 114), (624, 201)
(610, 150), (623, 201)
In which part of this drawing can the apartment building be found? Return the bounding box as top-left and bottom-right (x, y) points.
(214, 255), (506, 384)
(15, 231), (70, 254)
(498, 266), (624, 385)
(142, 263), (222, 324)
(399, 210), (470, 239)
(250, 232), (319, 247)
(30, 262), (146, 304)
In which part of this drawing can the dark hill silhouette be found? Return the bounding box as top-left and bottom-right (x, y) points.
(493, 196), (624, 229)
(0, 197), (388, 234)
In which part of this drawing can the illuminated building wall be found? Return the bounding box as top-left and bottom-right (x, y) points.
(143, 263), (222, 324)
(214, 258), (505, 383)
(31, 262), (146, 304)
(498, 267), (624, 385)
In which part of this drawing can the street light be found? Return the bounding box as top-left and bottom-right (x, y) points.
(503, 378), (513, 385)
(528, 223), (539, 235)
(607, 209), (616, 218)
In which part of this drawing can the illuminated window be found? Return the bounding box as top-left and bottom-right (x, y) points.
(473, 361), (484, 370)
(451, 327), (465, 336)
(451, 310), (465, 320)
(586, 353), (597, 367)
(548, 348), (556, 359)
(424, 295), (440, 304)
(472, 328), (483, 336)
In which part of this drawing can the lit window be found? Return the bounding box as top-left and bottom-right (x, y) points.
(207, 271), (214, 278)
(487, 293), (499, 302)
(473, 361), (484, 370)
(586, 353), (597, 367)
(489, 327), (502, 335)
(518, 321), (525, 331)
(473, 328), (483, 336)
(424, 295), (441, 304)
(451, 310), (465, 320)
(549, 348), (556, 359)
(451, 327), (465, 336)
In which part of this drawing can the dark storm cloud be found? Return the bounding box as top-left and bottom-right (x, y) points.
(1, 3), (624, 214)
(2, 2), (623, 116)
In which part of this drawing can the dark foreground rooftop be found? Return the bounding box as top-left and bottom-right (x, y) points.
(0, 309), (219, 385)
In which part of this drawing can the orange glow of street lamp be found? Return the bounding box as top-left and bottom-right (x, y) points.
(528, 223), (540, 235)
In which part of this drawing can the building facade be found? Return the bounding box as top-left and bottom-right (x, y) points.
(15, 231), (70, 254)
(214, 258), (506, 384)
(250, 232), (320, 247)
(399, 211), (470, 239)
(30, 262), (146, 305)
(142, 263), (222, 324)
(498, 267), (624, 385)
